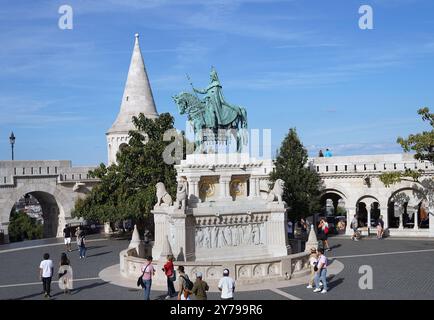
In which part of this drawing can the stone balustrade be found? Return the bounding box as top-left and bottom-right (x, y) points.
(309, 154), (434, 175)
(120, 247), (310, 286)
(0, 160), (98, 186)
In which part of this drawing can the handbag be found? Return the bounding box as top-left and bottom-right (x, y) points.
(169, 269), (176, 282)
(137, 263), (150, 288)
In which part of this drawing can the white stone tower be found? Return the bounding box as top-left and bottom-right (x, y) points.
(106, 33), (159, 165)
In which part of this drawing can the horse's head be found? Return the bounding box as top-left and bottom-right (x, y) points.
(173, 93), (189, 114)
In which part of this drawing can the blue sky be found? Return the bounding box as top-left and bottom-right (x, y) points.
(0, 0), (433, 165)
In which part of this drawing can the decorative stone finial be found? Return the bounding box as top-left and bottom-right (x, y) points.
(135, 33), (139, 39)
(305, 224), (318, 253)
(128, 224), (141, 249)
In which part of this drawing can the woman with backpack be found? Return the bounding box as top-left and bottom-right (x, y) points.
(177, 266), (193, 300)
(162, 255), (177, 299)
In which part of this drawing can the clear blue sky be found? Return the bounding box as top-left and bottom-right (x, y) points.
(0, 0), (433, 165)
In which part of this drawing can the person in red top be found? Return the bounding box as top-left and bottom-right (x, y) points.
(162, 255), (176, 299)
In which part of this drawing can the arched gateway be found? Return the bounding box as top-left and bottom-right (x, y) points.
(0, 160), (98, 243)
(310, 154), (434, 237)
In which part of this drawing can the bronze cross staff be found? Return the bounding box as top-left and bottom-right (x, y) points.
(186, 74), (199, 99)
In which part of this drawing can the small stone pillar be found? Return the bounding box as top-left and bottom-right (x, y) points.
(128, 225), (145, 257)
(305, 224), (318, 253)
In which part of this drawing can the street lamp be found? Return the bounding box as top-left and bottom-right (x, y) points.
(9, 132), (15, 161)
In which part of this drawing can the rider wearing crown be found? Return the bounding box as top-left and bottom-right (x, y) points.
(193, 67), (239, 128)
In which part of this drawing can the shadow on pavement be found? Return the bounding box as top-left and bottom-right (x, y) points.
(72, 281), (108, 295)
(86, 251), (112, 258)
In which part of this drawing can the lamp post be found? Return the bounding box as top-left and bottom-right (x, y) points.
(9, 132), (15, 161)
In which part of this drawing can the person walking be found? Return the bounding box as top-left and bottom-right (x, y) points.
(318, 219), (331, 251)
(162, 255), (176, 299)
(313, 248), (328, 294)
(63, 224), (72, 252)
(77, 228), (86, 259)
(177, 266), (193, 300)
(58, 252), (73, 294)
(218, 269), (235, 300)
(39, 253), (54, 298)
(351, 214), (359, 241)
(377, 215), (385, 239)
(141, 256), (155, 300)
(192, 272), (209, 300)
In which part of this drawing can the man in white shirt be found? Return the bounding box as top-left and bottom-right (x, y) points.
(218, 269), (235, 300)
(39, 253), (54, 298)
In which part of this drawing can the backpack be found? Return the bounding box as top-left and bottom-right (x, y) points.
(180, 275), (194, 291)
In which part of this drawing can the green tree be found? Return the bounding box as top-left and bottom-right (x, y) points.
(73, 113), (182, 232)
(8, 210), (44, 242)
(380, 108), (433, 186)
(270, 128), (323, 220)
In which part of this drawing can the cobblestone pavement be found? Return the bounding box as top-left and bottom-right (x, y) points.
(1, 235), (433, 300)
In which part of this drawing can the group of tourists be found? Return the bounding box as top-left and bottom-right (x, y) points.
(37, 224), (89, 298)
(307, 248), (328, 294)
(350, 214), (385, 241)
(63, 224), (87, 258)
(39, 252), (73, 298)
(140, 255), (236, 301)
(318, 149), (333, 157)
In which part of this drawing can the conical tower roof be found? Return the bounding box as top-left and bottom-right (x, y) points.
(107, 33), (158, 134)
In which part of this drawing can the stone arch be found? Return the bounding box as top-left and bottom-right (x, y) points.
(355, 195), (380, 227)
(387, 188), (426, 229)
(1, 182), (73, 240)
(320, 189), (348, 216)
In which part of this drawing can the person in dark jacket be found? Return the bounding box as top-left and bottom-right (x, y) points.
(192, 272), (209, 300)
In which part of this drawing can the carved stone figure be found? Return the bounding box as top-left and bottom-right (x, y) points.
(195, 228), (204, 248)
(252, 224), (260, 245)
(224, 226), (232, 247)
(175, 180), (188, 210)
(259, 223), (265, 245)
(218, 227), (226, 248)
(231, 225), (238, 246)
(237, 225), (244, 246)
(211, 226), (218, 248)
(155, 182), (173, 207)
(267, 179), (285, 204)
(203, 227), (211, 249)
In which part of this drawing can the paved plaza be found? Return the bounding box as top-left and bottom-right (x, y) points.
(1, 235), (434, 300)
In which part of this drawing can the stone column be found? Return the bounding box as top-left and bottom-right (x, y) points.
(399, 214), (404, 230)
(255, 178), (261, 198)
(249, 177), (258, 198)
(429, 208), (434, 237)
(0, 222), (9, 244)
(411, 207), (419, 230)
(187, 177), (200, 203)
(219, 176), (232, 201)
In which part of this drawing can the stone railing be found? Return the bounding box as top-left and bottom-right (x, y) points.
(120, 247), (310, 287)
(0, 160), (98, 186)
(308, 154), (434, 176)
